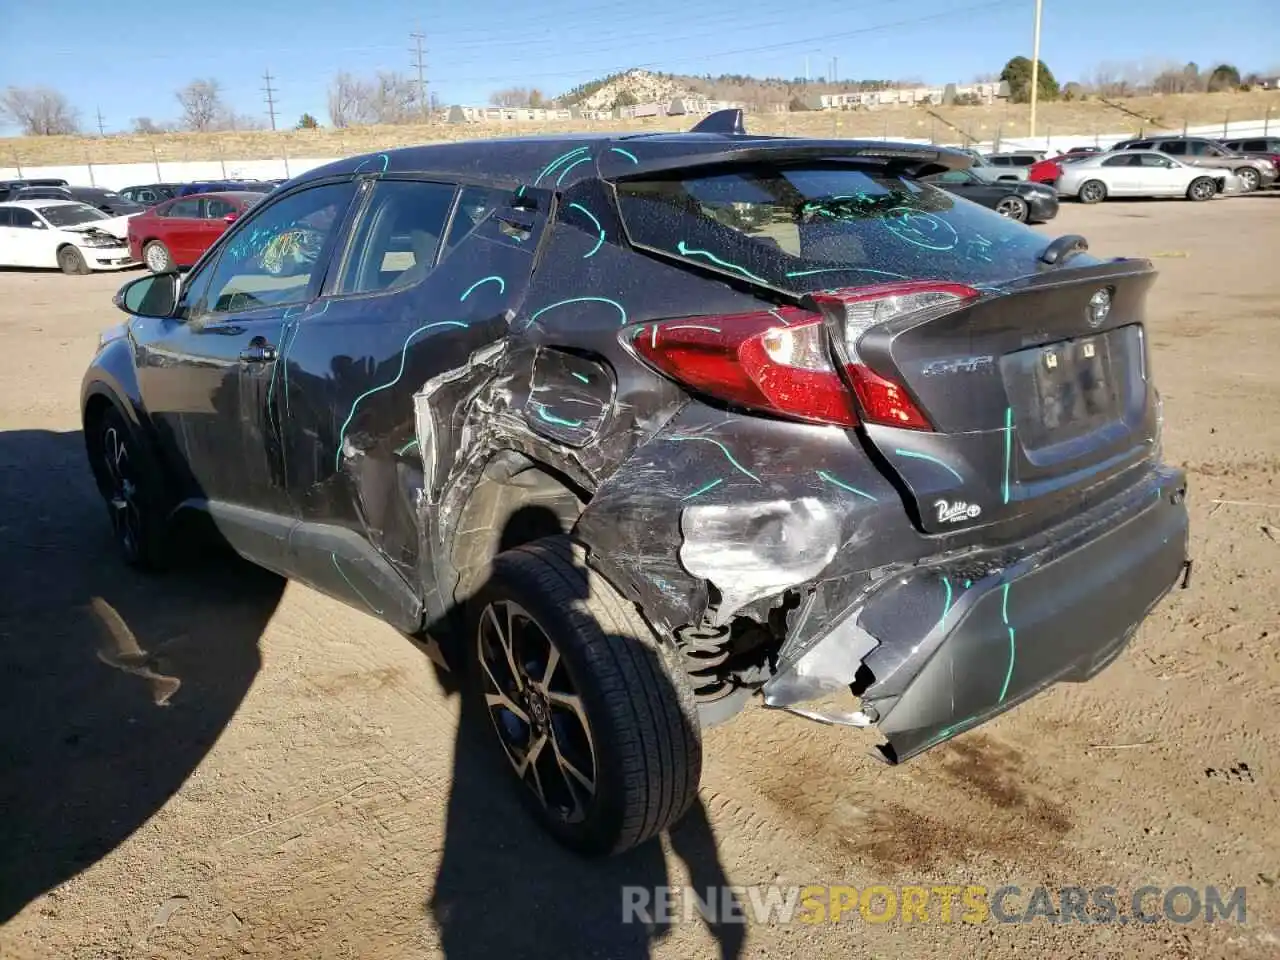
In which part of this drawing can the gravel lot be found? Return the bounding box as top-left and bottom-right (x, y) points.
(1, 195), (1277, 960)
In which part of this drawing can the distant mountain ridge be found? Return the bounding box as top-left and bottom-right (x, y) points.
(555, 68), (900, 111)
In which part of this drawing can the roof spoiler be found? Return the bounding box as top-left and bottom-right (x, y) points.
(690, 108), (746, 136)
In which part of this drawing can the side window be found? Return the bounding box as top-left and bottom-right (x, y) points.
(441, 185), (506, 255)
(1131, 140), (1154, 150)
(1138, 154), (1172, 167)
(168, 199), (202, 218)
(335, 180), (456, 295)
(1102, 155), (1131, 167)
(10, 208), (39, 227)
(1160, 142), (1186, 156)
(200, 181), (356, 315)
(138, 189), (157, 204)
(933, 170), (971, 183)
(0, 209), (11, 227)
(1186, 141), (1213, 156)
(1243, 140), (1266, 152)
(203, 197), (235, 219)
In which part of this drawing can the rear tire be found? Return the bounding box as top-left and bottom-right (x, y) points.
(1235, 167), (1260, 192)
(143, 241), (173, 274)
(996, 195), (1030, 222)
(57, 245), (89, 275)
(467, 536), (702, 856)
(1187, 177), (1216, 202)
(86, 404), (171, 570)
(1078, 180), (1107, 204)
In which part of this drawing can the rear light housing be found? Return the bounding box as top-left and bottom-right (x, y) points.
(627, 281), (977, 431)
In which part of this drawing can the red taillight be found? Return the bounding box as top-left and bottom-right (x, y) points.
(626, 281), (975, 430)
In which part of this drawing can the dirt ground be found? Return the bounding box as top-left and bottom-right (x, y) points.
(0, 194), (1277, 960)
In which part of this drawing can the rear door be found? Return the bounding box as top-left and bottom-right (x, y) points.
(612, 160), (1160, 534)
(198, 196), (237, 254)
(7, 207), (52, 266)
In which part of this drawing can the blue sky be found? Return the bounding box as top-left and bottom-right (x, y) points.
(1, 0), (1274, 134)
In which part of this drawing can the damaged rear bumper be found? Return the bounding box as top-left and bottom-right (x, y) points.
(762, 465), (1189, 762)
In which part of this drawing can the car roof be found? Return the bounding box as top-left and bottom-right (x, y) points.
(291, 130), (972, 187)
(0, 199), (82, 209)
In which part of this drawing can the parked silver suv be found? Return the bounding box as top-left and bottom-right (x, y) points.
(1112, 136), (1277, 192)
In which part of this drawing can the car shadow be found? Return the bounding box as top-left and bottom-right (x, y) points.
(424, 505), (744, 960)
(0, 427), (283, 923)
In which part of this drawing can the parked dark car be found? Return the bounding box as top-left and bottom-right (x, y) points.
(923, 167), (1059, 221)
(126, 191), (263, 272)
(0, 177), (69, 202)
(82, 114), (1190, 856)
(1111, 136), (1276, 192)
(118, 183), (184, 206)
(175, 180), (276, 197)
(11, 185), (144, 217)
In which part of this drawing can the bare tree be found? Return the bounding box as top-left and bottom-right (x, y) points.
(131, 116), (170, 135)
(176, 78), (225, 132)
(328, 71), (374, 128)
(0, 86), (79, 135)
(370, 72), (419, 124)
(489, 87), (533, 108)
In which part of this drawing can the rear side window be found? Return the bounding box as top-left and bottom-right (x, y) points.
(336, 179), (456, 294)
(167, 199), (201, 218)
(614, 163), (1058, 292)
(441, 185), (505, 255)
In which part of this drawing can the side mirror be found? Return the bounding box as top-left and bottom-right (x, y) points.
(30, 221), (46, 230)
(114, 272), (179, 319)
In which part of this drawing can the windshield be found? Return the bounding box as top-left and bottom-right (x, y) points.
(38, 204), (110, 227)
(614, 163), (1065, 292)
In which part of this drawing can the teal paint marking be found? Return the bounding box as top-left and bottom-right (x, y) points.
(395, 439), (419, 456)
(893, 448), (964, 483)
(568, 202), (605, 258)
(964, 579), (972, 589)
(1001, 406), (1014, 505)
(459, 275), (506, 301)
(532, 403), (584, 428)
(939, 576), (954, 625)
(334, 320), (469, 471)
(529, 296), (627, 326)
(534, 146), (589, 185)
(817, 470), (878, 502)
(682, 477), (724, 501)
(571, 372), (591, 384)
(999, 581), (1016, 703)
(676, 241), (766, 283)
(784, 267), (909, 280)
(555, 156), (592, 187)
(354, 153), (390, 174)
(331, 554), (383, 615)
(668, 436), (760, 483)
(609, 147), (639, 163)
(281, 300), (329, 416)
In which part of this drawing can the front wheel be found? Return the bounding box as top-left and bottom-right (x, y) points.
(1078, 180), (1107, 204)
(86, 404), (171, 569)
(995, 195), (1030, 221)
(1234, 167), (1260, 192)
(57, 245), (89, 275)
(1187, 177), (1216, 202)
(468, 537), (702, 856)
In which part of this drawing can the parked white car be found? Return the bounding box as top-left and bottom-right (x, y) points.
(0, 200), (139, 274)
(1056, 151), (1243, 203)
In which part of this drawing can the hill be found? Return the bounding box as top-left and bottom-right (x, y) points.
(3, 90), (1275, 169)
(555, 68), (897, 111)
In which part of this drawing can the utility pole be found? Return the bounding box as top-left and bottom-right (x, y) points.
(95, 107), (106, 137)
(1028, 0), (1043, 138)
(410, 29), (429, 123)
(262, 69), (279, 131)
(832, 57), (839, 84)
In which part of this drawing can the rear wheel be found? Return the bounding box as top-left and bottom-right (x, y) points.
(1187, 177), (1216, 202)
(995, 196), (1029, 222)
(1234, 167), (1260, 192)
(468, 536), (702, 856)
(57, 245), (89, 275)
(143, 241), (173, 274)
(86, 404), (170, 569)
(1078, 180), (1107, 204)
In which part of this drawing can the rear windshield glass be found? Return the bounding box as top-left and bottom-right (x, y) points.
(614, 163), (1059, 292)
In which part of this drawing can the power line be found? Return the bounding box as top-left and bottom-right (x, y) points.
(410, 30), (429, 121)
(262, 69), (279, 131)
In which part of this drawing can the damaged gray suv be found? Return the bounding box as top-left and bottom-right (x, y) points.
(82, 111), (1190, 856)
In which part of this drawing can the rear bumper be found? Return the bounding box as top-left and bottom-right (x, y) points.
(762, 464), (1189, 761)
(1027, 193), (1059, 221)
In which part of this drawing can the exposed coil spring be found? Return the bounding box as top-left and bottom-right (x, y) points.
(674, 622), (735, 702)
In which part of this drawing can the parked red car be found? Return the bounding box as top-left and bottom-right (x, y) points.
(128, 191), (262, 273)
(1027, 150), (1097, 186)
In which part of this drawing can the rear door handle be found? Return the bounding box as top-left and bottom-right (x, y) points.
(239, 342), (277, 363)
